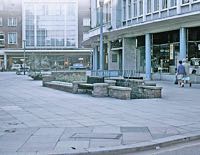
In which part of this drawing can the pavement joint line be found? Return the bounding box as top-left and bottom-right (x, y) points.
(49, 131), (200, 155)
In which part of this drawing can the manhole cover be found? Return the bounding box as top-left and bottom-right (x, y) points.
(71, 133), (122, 139)
(8, 122), (19, 125)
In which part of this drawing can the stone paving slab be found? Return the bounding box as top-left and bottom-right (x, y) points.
(1, 72), (200, 154)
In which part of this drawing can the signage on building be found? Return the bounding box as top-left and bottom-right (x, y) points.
(198, 44), (200, 51)
(170, 44), (174, 60)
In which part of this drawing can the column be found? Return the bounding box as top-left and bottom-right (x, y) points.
(99, 3), (104, 70)
(4, 54), (7, 70)
(93, 46), (98, 70)
(180, 27), (187, 61)
(145, 33), (151, 80)
(107, 41), (111, 70)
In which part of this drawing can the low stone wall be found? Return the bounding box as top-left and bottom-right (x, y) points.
(108, 86), (132, 100)
(52, 71), (87, 83)
(116, 79), (144, 99)
(138, 86), (162, 98)
(44, 81), (73, 93)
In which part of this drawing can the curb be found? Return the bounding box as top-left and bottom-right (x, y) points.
(49, 131), (200, 155)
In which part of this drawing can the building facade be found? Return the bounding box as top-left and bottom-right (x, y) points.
(0, 0), (91, 71)
(84, 0), (200, 79)
(0, 0), (22, 70)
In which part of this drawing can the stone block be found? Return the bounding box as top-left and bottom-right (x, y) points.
(42, 75), (55, 86)
(138, 86), (162, 98)
(92, 83), (108, 97)
(72, 81), (86, 94)
(108, 86), (132, 100)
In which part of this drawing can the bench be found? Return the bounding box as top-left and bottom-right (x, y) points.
(143, 81), (156, 86)
(72, 76), (105, 94)
(44, 81), (73, 93)
(108, 86), (132, 100)
(138, 86), (162, 98)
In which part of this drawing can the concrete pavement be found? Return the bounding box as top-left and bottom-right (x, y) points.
(0, 72), (200, 155)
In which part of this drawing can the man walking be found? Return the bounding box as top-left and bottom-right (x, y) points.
(177, 60), (186, 87)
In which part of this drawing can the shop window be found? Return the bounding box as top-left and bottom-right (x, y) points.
(112, 54), (118, 62)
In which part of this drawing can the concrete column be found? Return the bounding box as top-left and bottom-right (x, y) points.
(180, 27), (187, 61)
(107, 41), (111, 70)
(4, 54), (7, 70)
(123, 38), (137, 71)
(99, 4), (104, 70)
(145, 33), (152, 80)
(93, 46), (98, 70)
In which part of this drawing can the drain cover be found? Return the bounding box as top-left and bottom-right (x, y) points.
(4, 129), (16, 133)
(71, 133), (122, 139)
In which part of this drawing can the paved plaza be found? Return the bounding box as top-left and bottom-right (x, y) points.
(0, 72), (200, 155)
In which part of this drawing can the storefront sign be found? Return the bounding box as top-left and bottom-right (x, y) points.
(170, 44), (174, 60)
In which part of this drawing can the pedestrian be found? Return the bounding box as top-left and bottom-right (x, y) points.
(182, 58), (192, 87)
(177, 60), (186, 87)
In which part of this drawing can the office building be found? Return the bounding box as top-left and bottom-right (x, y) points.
(0, 0), (91, 70)
(83, 0), (200, 79)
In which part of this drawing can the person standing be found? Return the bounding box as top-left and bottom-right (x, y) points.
(177, 60), (186, 87)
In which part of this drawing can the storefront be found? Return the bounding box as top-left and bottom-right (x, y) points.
(136, 27), (200, 75)
(4, 50), (91, 71)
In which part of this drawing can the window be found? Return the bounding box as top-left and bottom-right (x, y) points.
(162, 0), (168, 9)
(105, 1), (111, 23)
(0, 17), (2, 26)
(8, 18), (17, 26)
(123, 0), (127, 20)
(128, 0), (132, 19)
(83, 18), (90, 27)
(147, 0), (151, 13)
(170, 0), (177, 7)
(154, 0), (159, 11)
(133, 0), (137, 17)
(8, 32), (17, 44)
(112, 54), (118, 62)
(182, 0), (189, 4)
(0, 33), (5, 46)
(139, 0), (143, 16)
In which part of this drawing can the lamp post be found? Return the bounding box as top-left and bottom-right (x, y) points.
(23, 40), (26, 75)
(99, 0), (104, 70)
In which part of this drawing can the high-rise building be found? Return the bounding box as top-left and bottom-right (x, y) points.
(84, 0), (200, 79)
(0, 0), (91, 71)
